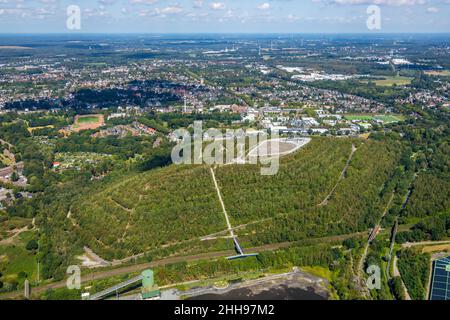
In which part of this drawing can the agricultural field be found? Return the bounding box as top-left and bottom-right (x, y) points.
(360, 76), (413, 87)
(424, 70), (450, 76)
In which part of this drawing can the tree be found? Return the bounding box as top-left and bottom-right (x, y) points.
(26, 239), (39, 251)
(10, 171), (19, 182)
(390, 277), (406, 300)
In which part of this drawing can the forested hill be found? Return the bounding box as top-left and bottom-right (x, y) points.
(37, 137), (403, 280)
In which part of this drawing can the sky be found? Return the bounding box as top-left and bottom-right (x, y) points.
(0, 0), (449, 33)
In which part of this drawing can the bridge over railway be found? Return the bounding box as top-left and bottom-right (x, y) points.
(88, 275), (143, 300)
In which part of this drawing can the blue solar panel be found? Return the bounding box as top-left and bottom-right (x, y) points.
(433, 282), (447, 290)
(430, 256), (450, 300)
(434, 275), (448, 283)
(435, 269), (447, 276)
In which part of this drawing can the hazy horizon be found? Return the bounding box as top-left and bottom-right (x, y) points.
(0, 0), (449, 34)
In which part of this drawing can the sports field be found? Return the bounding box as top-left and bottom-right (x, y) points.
(72, 114), (105, 132)
(374, 115), (404, 123)
(77, 116), (100, 124)
(345, 114), (403, 124)
(345, 115), (374, 121)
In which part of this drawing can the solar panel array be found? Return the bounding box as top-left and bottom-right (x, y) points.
(430, 256), (450, 300)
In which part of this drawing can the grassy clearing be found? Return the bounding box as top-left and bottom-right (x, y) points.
(301, 265), (335, 281)
(374, 115), (404, 123)
(0, 230), (38, 285)
(345, 114), (403, 124)
(360, 76), (413, 87)
(76, 116), (101, 125)
(0, 153), (14, 166)
(27, 125), (54, 134)
(345, 115), (374, 121)
(421, 243), (450, 253)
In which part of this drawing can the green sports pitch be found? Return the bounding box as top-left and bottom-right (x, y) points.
(344, 114), (403, 124)
(76, 116), (101, 124)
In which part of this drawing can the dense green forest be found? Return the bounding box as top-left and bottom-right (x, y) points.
(1, 105), (448, 299)
(397, 249), (430, 300)
(32, 136), (404, 280)
(226, 138), (402, 246)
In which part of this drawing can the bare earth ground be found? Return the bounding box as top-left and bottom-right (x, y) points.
(247, 138), (311, 158)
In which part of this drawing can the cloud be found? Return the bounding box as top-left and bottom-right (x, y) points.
(317, 0), (427, 5)
(156, 5), (183, 15)
(210, 2), (225, 10)
(99, 0), (116, 5)
(193, 0), (203, 8)
(139, 4), (183, 17)
(257, 3), (271, 10)
(129, 0), (159, 5)
(426, 6), (439, 12)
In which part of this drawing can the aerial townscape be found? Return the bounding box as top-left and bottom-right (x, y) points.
(0, 2), (449, 308)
